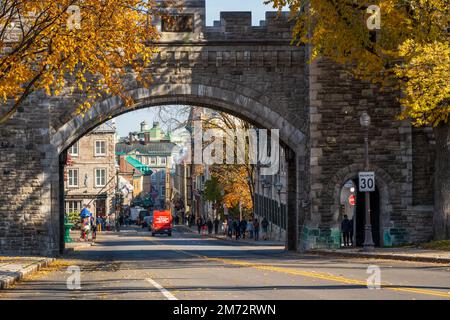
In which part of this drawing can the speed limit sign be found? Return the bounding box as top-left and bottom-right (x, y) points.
(359, 172), (375, 192)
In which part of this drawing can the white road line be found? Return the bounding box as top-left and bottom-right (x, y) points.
(146, 278), (178, 300)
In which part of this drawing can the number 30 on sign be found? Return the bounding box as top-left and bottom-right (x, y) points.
(359, 172), (375, 192)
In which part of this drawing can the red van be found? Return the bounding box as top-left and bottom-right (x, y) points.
(152, 210), (173, 237)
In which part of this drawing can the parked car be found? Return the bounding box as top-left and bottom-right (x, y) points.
(143, 214), (153, 230)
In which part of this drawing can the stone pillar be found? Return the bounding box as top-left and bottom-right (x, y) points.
(0, 101), (60, 256)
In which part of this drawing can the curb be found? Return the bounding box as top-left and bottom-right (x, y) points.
(175, 225), (284, 247)
(64, 242), (94, 254)
(0, 258), (56, 290)
(307, 250), (450, 264)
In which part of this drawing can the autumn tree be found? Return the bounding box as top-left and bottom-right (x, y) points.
(0, 0), (162, 124)
(157, 106), (256, 218)
(268, 0), (449, 239)
(202, 111), (255, 215)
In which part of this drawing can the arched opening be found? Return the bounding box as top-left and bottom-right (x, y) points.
(55, 93), (305, 254)
(333, 166), (394, 249)
(337, 178), (383, 248)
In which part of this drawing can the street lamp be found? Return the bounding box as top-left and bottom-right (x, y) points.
(262, 178), (271, 224)
(360, 111), (375, 251)
(275, 181), (283, 241)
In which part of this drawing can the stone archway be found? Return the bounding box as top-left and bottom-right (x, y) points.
(328, 164), (396, 247)
(51, 84), (306, 254)
(52, 84), (304, 153)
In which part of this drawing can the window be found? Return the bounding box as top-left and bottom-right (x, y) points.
(161, 14), (194, 33)
(95, 169), (107, 187)
(160, 157), (167, 165)
(68, 142), (79, 157)
(68, 169), (79, 187)
(95, 140), (106, 156)
(161, 186), (166, 197)
(150, 157), (157, 165)
(65, 201), (82, 214)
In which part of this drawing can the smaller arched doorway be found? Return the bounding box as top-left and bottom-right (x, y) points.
(339, 179), (381, 247)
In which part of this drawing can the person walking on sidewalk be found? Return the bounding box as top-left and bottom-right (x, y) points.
(207, 218), (213, 234)
(80, 205), (92, 241)
(227, 218), (233, 238)
(240, 219), (248, 239)
(261, 217), (269, 240)
(214, 217), (220, 234)
(253, 219), (260, 241)
(247, 219), (254, 239)
(197, 217), (202, 234)
(341, 215), (352, 247)
(233, 219), (240, 240)
(90, 213), (97, 243)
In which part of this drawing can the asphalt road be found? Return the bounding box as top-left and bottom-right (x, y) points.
(1, 226), (449, 300)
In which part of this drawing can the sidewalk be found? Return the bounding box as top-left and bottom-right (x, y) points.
(0, 256), (55, 289)
(308, 247), (450, 264)
(176, 225), (285, 247)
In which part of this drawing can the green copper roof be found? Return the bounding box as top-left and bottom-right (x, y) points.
(125, 156), (153, 176)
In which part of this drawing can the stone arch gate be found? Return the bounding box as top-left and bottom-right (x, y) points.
(53, 85), (307, 254)
(0, 2), (429, 255)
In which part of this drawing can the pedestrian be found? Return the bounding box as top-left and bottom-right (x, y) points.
(197, 217), (202, 234)
(82, 215), (91, 242)
(207, 219), (213, 234)
(227, 218), (233, 238)
(261, 217), (269, 240)
(80, 204), (91, 241)
(240, 219), (248, 239)
(201, 218), (208, 235)
(96, 216), (102, 233)
(213, 217), (220, 234)
(341, 215), (352, 247)
(253, 219), (260, 241)
(247, 219), (254, 239)
(90, 214), (97, 242)
(233, 219), (239, 240)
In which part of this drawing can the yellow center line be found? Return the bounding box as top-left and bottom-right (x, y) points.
(178, 250), (450, 299)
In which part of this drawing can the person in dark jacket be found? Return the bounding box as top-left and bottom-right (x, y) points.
(213, 217), (220, 234)
(227, 218), (233, 238)
(207, 219), (213, 234)
(253, 219), (260, 241)
(240, 219), (248, 239)
(341, 215), (352, 247)
(196, 217), (202, 234)
(232, 219), (239, 240)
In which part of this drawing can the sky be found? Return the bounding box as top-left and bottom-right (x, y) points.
(115, 1), (280, 137)
(206, 0), (278, 26)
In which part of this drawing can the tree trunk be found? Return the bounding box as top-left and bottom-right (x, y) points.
(433, 121), (450, 240)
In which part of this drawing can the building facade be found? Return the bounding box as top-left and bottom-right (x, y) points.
(116, 122), (179, 209)
(64, 122), (117, 218)
(254, 147), (288, 242)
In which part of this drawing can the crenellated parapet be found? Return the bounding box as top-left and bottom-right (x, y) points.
(155, 0), (294, 43)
